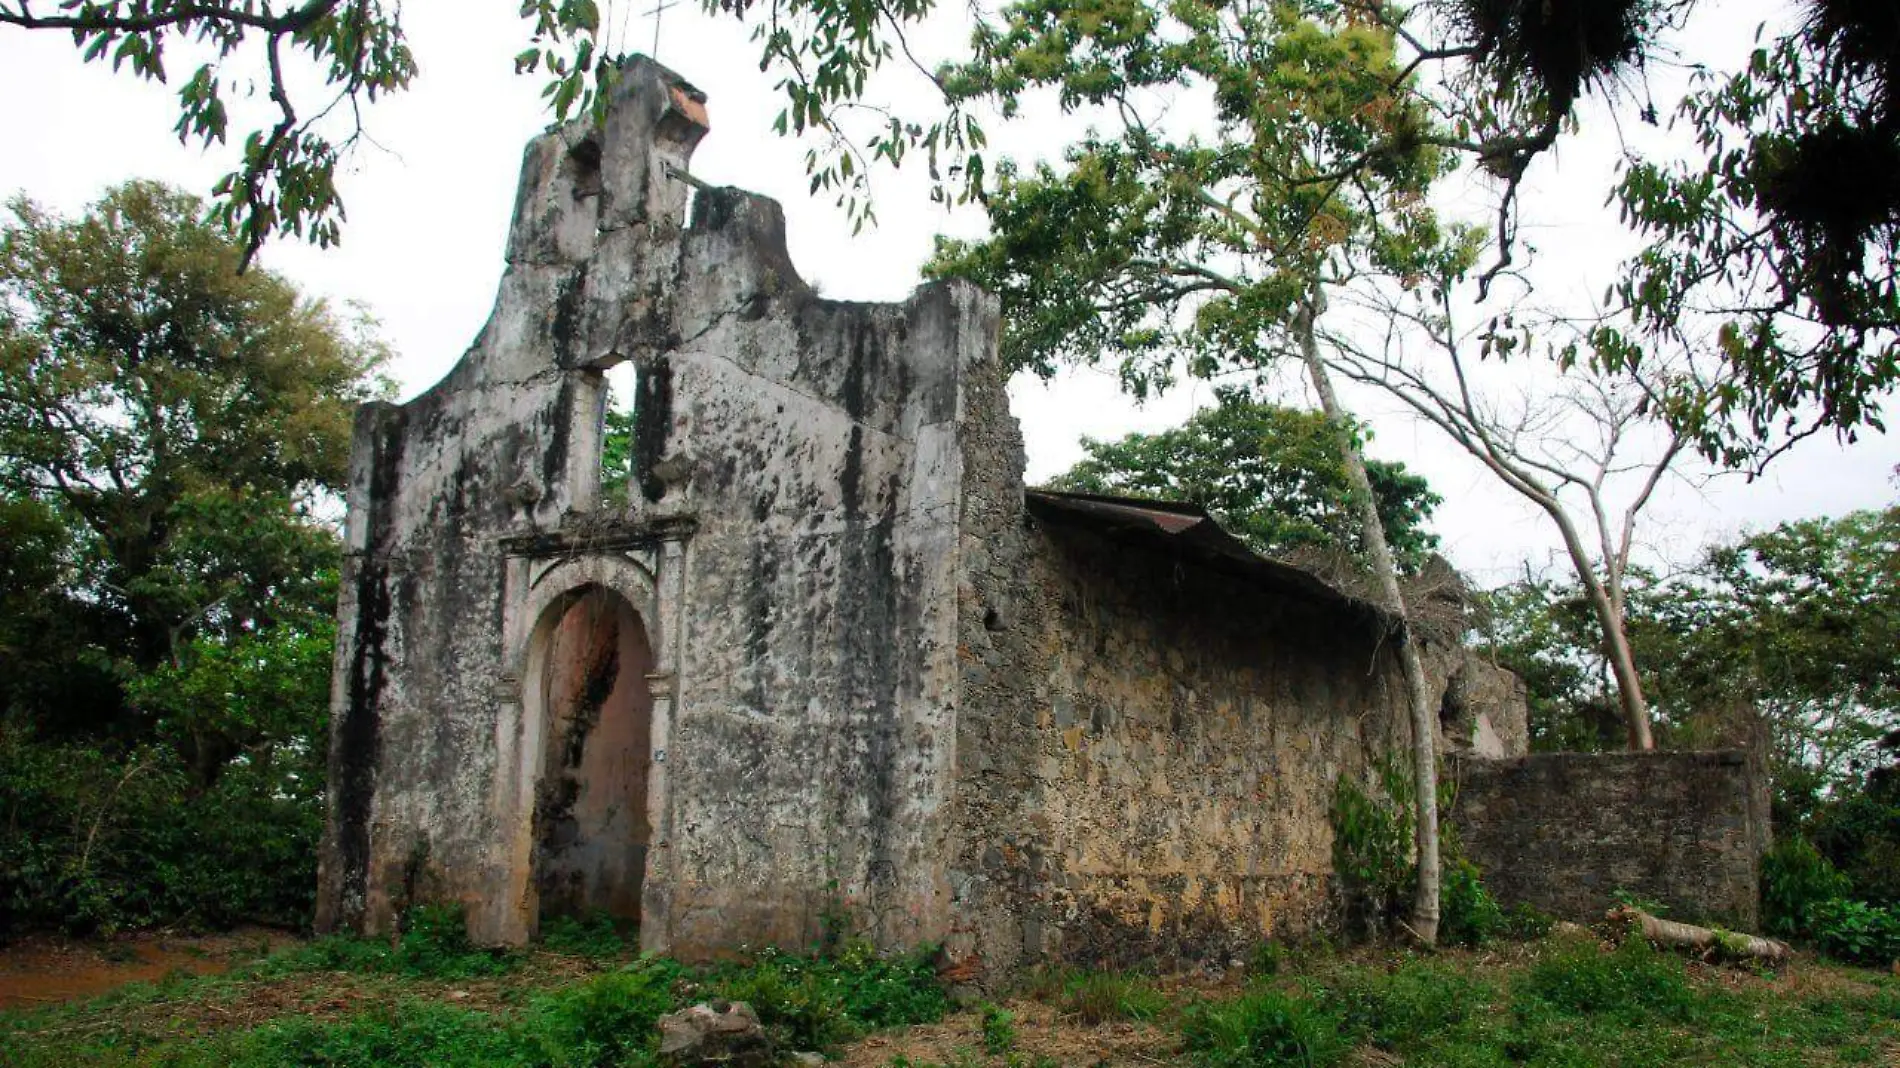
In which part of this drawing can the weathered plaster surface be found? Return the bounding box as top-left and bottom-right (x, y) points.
(317, 56), (997, 955)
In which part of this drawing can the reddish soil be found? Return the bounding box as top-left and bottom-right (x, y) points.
(0, 928), (298, 1010)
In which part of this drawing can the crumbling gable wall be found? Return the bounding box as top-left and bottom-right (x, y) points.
(629, 198), (994, 956)
(318, 57), (999, 955)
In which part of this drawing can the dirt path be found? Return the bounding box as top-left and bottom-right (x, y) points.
(0, 928), (298, 1010)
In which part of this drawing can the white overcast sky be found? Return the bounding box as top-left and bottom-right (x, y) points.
(2, 2), (1895, 586)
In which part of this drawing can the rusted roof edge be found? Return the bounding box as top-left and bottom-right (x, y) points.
(1023, 489), (1391, 624)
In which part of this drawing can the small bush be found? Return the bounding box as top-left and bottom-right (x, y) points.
(1331, 764), (1415, 936)
(1499, 902), (1554, 941)
(707, 941), (948, 1052)
(1318, 958), (1494, 1051)
(979, 1002), (1016, 1054)
(1807, 898), (1900, 966)
(394, 904), (518, 979)
(1247, 941), (1286, 977)
(1761, 836), (1855, 938)
(1437, 855), (1505, 947)
(1520, 937), (1692, 1019)
(716, 952), (856, 1051)
(540, 911), (633, 959)
(1182, 988), (1348, 1068)
(1041, 969), (1170, 1024)
(524, 959), (685, 1067)
(821, 941), (949, 1030)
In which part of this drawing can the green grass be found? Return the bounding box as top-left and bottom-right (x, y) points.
(1022, 967), (1171, 1023)
(4, 930), (1895, 1068)
(0, 932), (948, 1067)
(1168, 937), (1900, 1068)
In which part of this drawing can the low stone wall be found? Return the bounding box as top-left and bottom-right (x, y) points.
(1449, 751), (1768, 929)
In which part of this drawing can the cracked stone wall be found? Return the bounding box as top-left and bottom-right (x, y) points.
(942, 366), (1528, 977)
(317, 56), (996, 955)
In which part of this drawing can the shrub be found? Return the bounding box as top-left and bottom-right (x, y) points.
(1040, 969), (1170, 1024)
(1331, 763), (1415, 936)
(715, 951), (857, 1051)
(1761, 836), (1854, 938)
(1333, 761), (1510, 945)
(540, 911), (633, 959)
(820, 941), (949, 1030)
(1499, 902), (1554, 941)
(1807, 899), (1900, 967)
(979, 1002), (1016, 1054)
(393, 904), (518, 979)
(1247, 941), (1286, 977)
(524, 960), (685, 1067)
(1318, 958), (1494, 1051)
(0, 730), (322, 936)
(707, 941), (948, 1051)
(1182, 988), (1348, 1068)
(1438, 855), (1505, 947)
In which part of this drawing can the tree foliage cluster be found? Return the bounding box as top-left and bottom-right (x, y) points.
(1049, 394), (1442, 571)
(0, 182), (386, 934)
(3, 0), (1896, 468)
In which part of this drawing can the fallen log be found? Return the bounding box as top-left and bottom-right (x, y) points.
(1607, 906), (1793, 966)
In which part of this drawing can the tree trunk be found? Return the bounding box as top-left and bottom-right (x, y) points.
(1609, 906), (1792, 965)
(1544, 507), (1654, 749)
(1294, 297), (1440, 946)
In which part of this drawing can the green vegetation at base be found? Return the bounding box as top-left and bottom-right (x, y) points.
(0, 918), (950, 1068)
(1180, 937), (1897, 1068)
(5, 926), (1897, 1068)
(1331, 757), (1536, 948)
(1020, 967), (1170, 1024)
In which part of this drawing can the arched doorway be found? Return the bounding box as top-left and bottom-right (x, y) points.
(526, 585), (655, 929)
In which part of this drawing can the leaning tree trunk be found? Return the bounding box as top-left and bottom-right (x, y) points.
(1294, 297), (1441, 946)
(1545, 509), (1654, 749)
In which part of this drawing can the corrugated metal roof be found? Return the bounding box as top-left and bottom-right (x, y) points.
(1023, 489), (1388, 623)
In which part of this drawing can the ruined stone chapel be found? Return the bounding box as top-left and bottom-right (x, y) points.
(317, 57), (1757, 978)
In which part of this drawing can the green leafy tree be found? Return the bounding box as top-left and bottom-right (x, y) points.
(8, 2), (1896, 471)
(927, 0), (1477, 944)
(0, 181), (383, 685)
(1473, 577), (1634, 753)
(601, 402), (636, 508)
(1606, 0), (1900, 467)
(1050, 394), (1441, 569)
(1638, 507), (1900, 789)
(0, 181), (386, 933)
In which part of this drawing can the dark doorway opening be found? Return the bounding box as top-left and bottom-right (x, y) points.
(530, 586), (655, 930)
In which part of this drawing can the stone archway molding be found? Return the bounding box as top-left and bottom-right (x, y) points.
(478, 546), (682, 946)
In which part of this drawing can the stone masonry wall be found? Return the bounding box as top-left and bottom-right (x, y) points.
(319, 56), (999, 956)
(636, 197), (996, 956)
(944, 364), (1525, 978)
(1449, 751), (1768, 928)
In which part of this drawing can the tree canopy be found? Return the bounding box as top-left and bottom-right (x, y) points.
(0, 181), (386, 933)
(1050, 395), (1441, 570)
